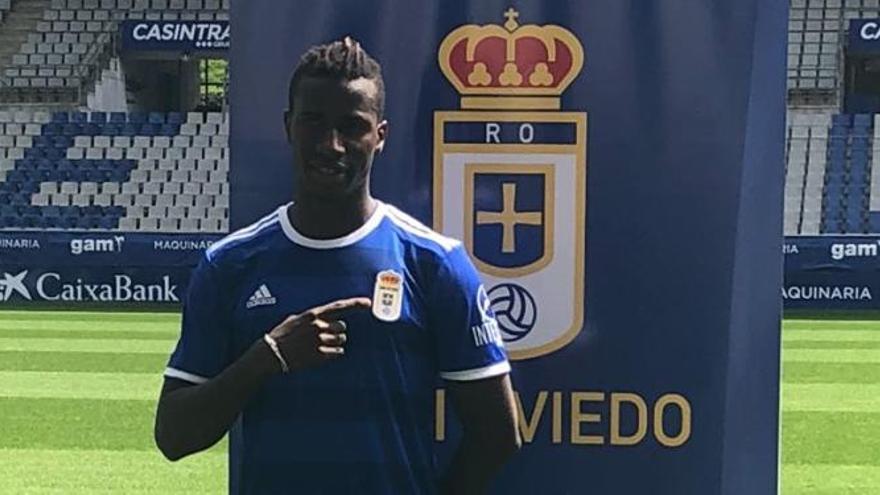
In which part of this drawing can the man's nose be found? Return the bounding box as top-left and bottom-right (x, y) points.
(318, 128), (345, 155)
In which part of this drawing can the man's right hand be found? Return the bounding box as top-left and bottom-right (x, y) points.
(266, 297), (372, 372)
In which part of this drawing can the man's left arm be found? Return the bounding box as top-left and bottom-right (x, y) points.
(440, 373), (521, 495)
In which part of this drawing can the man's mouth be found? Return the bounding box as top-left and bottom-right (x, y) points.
(308, 161), (346, 179)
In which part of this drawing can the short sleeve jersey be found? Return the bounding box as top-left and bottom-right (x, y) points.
(165, 201), (509, 495)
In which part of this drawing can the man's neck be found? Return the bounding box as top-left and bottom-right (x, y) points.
(289, 193), (378, 240)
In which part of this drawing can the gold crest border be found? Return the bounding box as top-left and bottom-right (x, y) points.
(433, 110), (587, 360)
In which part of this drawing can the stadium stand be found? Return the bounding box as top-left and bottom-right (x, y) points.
(0, 110), (229, 232)
(784, 112), (880, 235)
(787, 0), (880, 106)
(0, 0), (229, 104)
(782, 0), (880, 234)
(0, 0), (12, 23)
(785, 111), (832, 235)
(0, 0), (230, 233)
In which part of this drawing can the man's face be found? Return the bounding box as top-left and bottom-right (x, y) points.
(286, 76), (387, 199)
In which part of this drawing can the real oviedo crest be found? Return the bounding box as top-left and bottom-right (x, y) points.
(433, 8), (587, 360)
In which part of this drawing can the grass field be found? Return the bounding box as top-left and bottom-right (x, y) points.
(0, 311), (877, 494)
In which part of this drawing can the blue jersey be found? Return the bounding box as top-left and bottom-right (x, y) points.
(165, 201), (509, 495)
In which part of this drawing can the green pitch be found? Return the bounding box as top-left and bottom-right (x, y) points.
(0, 311), (877, 494)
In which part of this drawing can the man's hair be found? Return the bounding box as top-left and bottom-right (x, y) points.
(288, 36), (385, 119)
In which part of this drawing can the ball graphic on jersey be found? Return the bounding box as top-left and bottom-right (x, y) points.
(487, 283), (537, 342)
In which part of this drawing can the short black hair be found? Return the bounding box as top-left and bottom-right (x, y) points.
(288, 36), (385, 119)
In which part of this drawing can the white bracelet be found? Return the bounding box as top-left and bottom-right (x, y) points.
(263, 334), (289, 373)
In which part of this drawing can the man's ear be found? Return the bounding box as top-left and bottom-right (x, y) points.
(375, 119), (388, 154)
(283, 110), (294, 144)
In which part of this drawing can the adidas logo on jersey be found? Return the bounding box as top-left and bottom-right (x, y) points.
(246, 284), (276, 309)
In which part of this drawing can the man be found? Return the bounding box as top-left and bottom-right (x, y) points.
(154, 37), (521, 494)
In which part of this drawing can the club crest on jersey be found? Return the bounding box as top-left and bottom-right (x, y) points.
(372, 270), (404, 322)
(433, 8), (586, 360)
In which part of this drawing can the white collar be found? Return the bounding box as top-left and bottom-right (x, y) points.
(278, 201), (386, 249)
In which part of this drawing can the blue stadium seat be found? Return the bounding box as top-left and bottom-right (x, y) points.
(85, 169), (107, 182)
(24, 148), (45, 159)
(44, 123), (61, 135)
(70, 112), (87, 123)
(148, 112), (165, 124)
(90, 112), (107, 123)
(66, 169), (85, 181)
(853, 114), (873, 128)
(0, 216), (20, 228)
(108, 169), (128, 182)
(44, 170), (63, 182)
(167, 112), (183, 124)
(62, 123), (82, 136)
(122, 123), (139, 136)
(83, 205), (102, 216)
(129, 112), (146, 124)
(107, 206), (125, 216)
(44, 205), (61, 218)
(832, 114), (852, 127)
(102, 123), (120, 136)
(59, 216), (78, 229)
(51, 111), (69, 123)
(140, 123), (159, 135)
(53, 136), (72, 148)
(45, 148), (64, 161)
(829, 126), (847, 137)
(77, 216), (99, 229)
(83, 123), (100, 136)
(5, 170), (25, 182)
(21, 215), (45, 229)
(98, 216), (117, 229)
(160, 123), (179, 136)
(852, 137), (870, 150)
(109, 112), (127, 123)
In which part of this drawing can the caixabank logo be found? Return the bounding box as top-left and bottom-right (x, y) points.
(0, 270), (179, 303)
(433, 8), (586, 360)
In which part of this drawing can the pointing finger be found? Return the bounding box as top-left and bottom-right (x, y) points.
(313, 297), (372, 320)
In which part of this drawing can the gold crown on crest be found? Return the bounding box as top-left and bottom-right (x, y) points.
(438, 8), (585, 110)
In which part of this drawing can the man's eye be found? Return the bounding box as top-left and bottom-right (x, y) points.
(340, 120), (367, 134)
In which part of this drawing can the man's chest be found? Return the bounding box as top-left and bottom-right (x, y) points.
(226, 249), (432, 358)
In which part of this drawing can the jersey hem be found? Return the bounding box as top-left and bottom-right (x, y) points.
(164, 367), (210, 384)
(440, 360), (511, 381)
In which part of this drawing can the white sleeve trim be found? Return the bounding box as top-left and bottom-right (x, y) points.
(164, 367), (209, 385)
(440, 360), (511, 381)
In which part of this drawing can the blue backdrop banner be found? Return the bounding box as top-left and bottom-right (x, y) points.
(231, 1), (786, 493)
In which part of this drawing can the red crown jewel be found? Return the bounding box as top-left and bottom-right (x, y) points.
(379, 273), (401, 285)
(438, 8), (584, 109)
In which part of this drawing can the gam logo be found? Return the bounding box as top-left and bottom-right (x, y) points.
(830, 241), (880, 260)
(70, 236), (125, 255)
